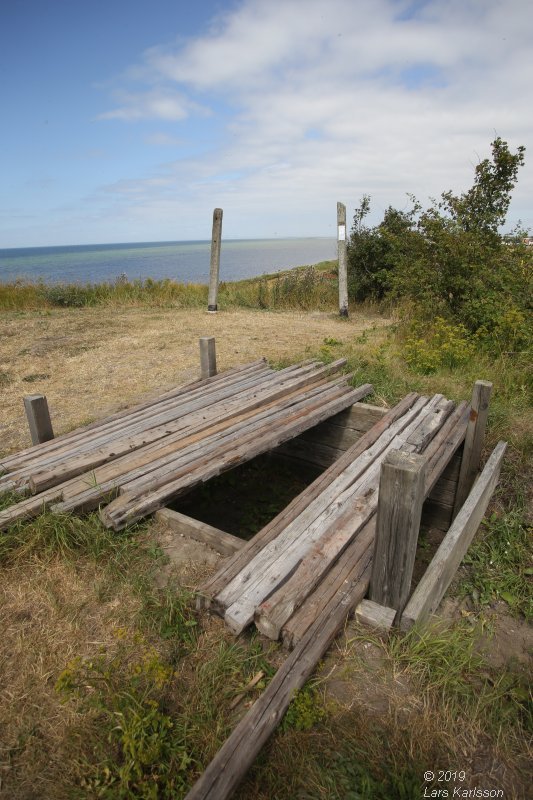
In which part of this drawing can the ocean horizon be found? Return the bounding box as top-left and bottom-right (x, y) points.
(0, 237), (337, 285)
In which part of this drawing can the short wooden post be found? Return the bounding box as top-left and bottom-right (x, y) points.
(208, 208), (223, 312)
(199, 337), (217, 379)
(452, 380), (492, 517)
(337, 202), (348, 317)
(23, 394), (54, 445)
(369, 449), (426, 622)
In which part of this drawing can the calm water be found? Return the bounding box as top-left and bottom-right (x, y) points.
(0, 238), (337, 285)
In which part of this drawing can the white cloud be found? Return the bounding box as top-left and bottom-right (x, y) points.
(92, 0), (533, 237)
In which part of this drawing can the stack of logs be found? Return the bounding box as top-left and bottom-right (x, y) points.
(197, 391), (471, 646)
(0, 359), (371, 531)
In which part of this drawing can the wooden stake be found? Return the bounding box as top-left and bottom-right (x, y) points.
(208, 207), (223, 312)
(337, 202), (348, 317)
(369, 449), (426, 621)
(199, 337), (217, 379)
(453, 380), (492, 517)
(23, 395), (54, 445)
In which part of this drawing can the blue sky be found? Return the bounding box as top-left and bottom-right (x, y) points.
(1, 0), (532, 247)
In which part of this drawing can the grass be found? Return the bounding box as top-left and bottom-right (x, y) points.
(0, 266), (531, 798)
(0, 261), (338, 312)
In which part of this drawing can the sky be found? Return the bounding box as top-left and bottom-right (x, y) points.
(1, 0), (532, 248)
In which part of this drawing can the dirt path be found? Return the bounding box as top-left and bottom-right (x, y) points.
(0, 306), (388, 455)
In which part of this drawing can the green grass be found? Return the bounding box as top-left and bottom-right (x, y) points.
(0, 261), (338, 312)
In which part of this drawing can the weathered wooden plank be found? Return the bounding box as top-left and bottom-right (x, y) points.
(1, 359), (269, 471)
(184, 554), (371, 800)
(196, 393), (420, 610)
(100, 385), (373, 530)
(368, 450), (426, 621)
(28, 366), (349, 494)
(222, 396), (442, 634)
(453, 381), (492, 516)
(354, 599), (396, 631)
(217, 397), (430, 627)
(54, 380), (358, 514)
(401, 441), (507, 630)
(155, 508), (243, 557)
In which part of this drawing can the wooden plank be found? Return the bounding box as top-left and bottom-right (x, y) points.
(282, 403), (467, 648)
(354, 599), (396, 631)
(23, 395), (54, 445)
(217, 396), (430, 628)
(184, 555), (370, 800)
(28, 366), (349, 494)
(400, 441), (507, 630)
(100, 385), (373, 531)
(155, 508), (243, 557)
(453, 381), (492, 517)
(222, 396), (443, 635)
(368, 450), (426, 620)
(196, 393), (421, 610)
(1, 359), (269, 472)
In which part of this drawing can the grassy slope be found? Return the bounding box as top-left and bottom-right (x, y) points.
(0, 272), (531, 799)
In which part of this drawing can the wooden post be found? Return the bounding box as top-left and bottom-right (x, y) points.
(452, 380), (492, 517)
(369, 449), (426, 622)
(337, 202), (348, 317)
(199, 337), (217, 379)
(23, 394), (54, 445)
(208, 207), (223, 312)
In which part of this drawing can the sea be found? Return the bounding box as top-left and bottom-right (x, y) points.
(0, 238), (337, 285)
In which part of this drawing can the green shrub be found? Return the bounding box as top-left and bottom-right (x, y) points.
(402, 317), (476, 374)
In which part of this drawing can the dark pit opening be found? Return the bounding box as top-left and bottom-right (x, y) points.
(169, 452), (322, 541)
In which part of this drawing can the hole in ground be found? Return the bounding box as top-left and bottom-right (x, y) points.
(169, 453), (321, 541)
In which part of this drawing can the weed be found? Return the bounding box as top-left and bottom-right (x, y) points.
(460, 509), (532, 620)
(281, 685), (327, 731)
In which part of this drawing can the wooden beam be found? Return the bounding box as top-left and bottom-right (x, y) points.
(337, 201), (348, 317)
(199, 337), (217, 379)
(369, 450), (426, 622)
(354, 599), (396, 631)
(400, 441), (507, 631)
(23, 394), (54, 445)
(155, 508), (243, 556)
(453, 380), (492, 516)
(208, 208), (223, 312)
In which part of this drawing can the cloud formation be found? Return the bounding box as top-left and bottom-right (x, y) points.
(33, 0), (533, 243)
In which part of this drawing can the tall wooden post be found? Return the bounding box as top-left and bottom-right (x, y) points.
(208, 208), (223, 312)
(337, 202), (348, 317)
(452, 380), (492, 517)
(199, 337), (217, 379)
(369, 449), (426, 622)
(24, 394), (54, 445)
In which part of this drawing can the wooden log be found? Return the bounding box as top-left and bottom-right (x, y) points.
(354, 599), (396, 631)
(155, 508), (243, 556)
(453, 380), (492, 517)
(337, 201), (348, 317)
(199, 337), (217, 379)
(400, 441), (507, 631)
(23, 395), (54, 445)
(184, 555), (371, 800)
(368, 450), (426, 621)
(208, 208), (223, 312)
(196, 393), (420, 610)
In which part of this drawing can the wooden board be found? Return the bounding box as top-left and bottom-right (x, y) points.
(400, 441), (507, 630)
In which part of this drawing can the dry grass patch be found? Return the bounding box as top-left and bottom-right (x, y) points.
(0, 306), (388, 455)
